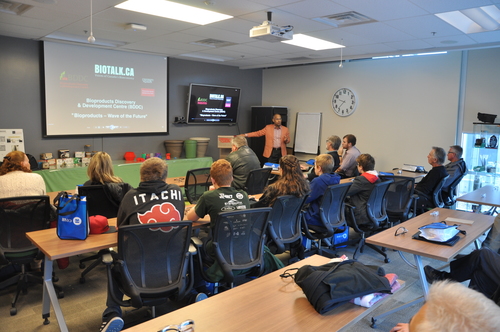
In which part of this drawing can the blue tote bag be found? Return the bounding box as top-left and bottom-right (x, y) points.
(54, 191), (89, 240)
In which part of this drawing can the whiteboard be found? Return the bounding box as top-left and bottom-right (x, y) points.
(293, 113), (321, 154)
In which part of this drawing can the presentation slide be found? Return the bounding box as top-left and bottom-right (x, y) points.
(43, 42), (168, 137)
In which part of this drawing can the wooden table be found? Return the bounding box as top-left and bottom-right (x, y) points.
(123, 254), (401, 332)
(367, 208), (493, 296)
(25, 217), (208, 331)
(456, 185), (500, 208)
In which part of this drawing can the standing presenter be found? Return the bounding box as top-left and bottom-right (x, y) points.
(242, 114), (290, 164)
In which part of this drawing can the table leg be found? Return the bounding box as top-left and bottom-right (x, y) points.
(370, 254), (428, 328)
(42, 256), (68, 332)
(413, 254), (429, 299)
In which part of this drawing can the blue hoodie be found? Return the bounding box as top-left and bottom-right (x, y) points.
(304, 173), (341, 227)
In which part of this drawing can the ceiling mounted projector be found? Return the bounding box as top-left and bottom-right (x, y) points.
(125, 23), (147, 31)
(250, 12), (293, 42)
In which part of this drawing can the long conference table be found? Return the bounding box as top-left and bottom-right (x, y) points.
(366, 208), (493, 326)
(35, 157), (213, 192)
(123, 254), (403, 332)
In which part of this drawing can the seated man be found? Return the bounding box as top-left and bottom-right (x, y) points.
(390, 280), (500, 332)
(424, 248), (500, 299)
(225, 136), (261, 190)
(335, 134), (360, 178)
(303, 154), (340, 228)
(306, 135), (341, 182)
(441, 145), (467, 202)
(345, 154), (380, 225)
(100, 158), (186, 332)
(414, 147), (448, 213)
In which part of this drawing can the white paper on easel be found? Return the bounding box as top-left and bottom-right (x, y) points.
(0, 129), (25, 159)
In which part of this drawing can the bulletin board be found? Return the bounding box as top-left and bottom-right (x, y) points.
(293, 113), (322, 154)
(0, 129), (25, 159)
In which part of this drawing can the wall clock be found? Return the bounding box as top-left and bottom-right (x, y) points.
(332, 88), (357, 117)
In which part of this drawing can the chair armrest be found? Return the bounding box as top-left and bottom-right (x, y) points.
(189, 243), (197, 255)
(191, 236), (203, 248)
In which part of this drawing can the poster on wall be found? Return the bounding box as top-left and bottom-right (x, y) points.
(0, 129), (25, 159)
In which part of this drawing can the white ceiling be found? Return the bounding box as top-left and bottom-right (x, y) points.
(2, 0), (500, 69)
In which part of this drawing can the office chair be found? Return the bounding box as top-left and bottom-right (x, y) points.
(0, 196), (63, 315)
(442, 171), (467, 207)
(77, 183), (131, 283)
(244, 168), (272, 195)
(431, 175), (450, 208)
(184, 167), (212, 204)
(192, 208), (272, 294)
(380, 175), (417, 225)
(301, 182), (352, 257)
(344, 179), (393, 262)
(103, 221), (194, 318)
(266, 195), (308, 257)
(26, 153), (40, 171)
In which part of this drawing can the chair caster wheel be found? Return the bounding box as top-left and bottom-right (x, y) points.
(79, 263), (85, 269)
(53, 275), (59, 282)
(10, 307), (17, 316)
(43, 318), (50, 325)
(384, 258), (390, 263)
(58, 291), (64, 299)
(80, 277), (85, 284)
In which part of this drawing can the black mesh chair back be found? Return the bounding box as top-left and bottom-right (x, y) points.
(0, 196), (51, 315)
(184, 167), (212, 204)
(267, 195), (308, 253)
(211, 208), (272, 283)
(244, 168), (272, 195)
(108, 221), (193, 310)
(380, 175), (416, 224)
(432, 175), (450, 208)
(443, 171), (467, 207)
(26, 153), (40, 171)
(345, 179), (393, 262)
(78, 185), (121, 218)
(301, 182), (351, 256)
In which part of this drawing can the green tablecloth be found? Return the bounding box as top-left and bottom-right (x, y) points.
(35, 157), (213, 192)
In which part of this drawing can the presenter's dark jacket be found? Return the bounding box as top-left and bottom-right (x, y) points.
(226, 145), (261, 190)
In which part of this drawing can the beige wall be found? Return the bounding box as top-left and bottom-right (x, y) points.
(463, 48), (500, 133)
(262, 50), (477, 172)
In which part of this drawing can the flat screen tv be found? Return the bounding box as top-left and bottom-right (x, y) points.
(186, 84), (240, 124)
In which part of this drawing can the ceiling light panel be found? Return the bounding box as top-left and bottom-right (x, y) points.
(282, 34), (344, 51)
(436, 5), (500, 34)
(115, 0), (233, 25)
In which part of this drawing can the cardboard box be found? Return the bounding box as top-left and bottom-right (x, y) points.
(64, 158), (74, 168)
(41, 161), (50, 169)
(40, 153), (53, 160)
(81, 157), (91, 167)
(56, 159), (65, 168)
(74, 151), (84, 158)
(217, 135), (233, 148)
(47, 159), (56, 169)
(58, 149), (70, 158)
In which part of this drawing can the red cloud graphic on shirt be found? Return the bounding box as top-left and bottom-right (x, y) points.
(137, 202), (181, 232)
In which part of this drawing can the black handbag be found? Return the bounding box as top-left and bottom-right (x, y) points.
(290, 260), (392, 314)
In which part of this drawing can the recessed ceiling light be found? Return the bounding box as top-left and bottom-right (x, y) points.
(115, 0), (233, 25)
(282, 34), (344, 51)
(436, 5), (500, 33)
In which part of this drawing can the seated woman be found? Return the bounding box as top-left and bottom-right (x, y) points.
(252, 155), (310, 208)
(0, 151), (46, 198)
(345, 153), (380, 225)
(83, 151), (132, 202)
